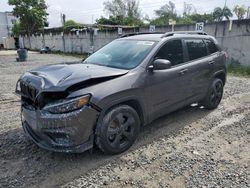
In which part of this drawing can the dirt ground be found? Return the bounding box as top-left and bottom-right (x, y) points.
(0, 51), (249, 188)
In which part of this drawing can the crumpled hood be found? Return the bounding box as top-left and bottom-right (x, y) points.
(20, 63), (129, 92)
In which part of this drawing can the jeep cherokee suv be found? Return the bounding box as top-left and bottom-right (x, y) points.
(16, 31), (227, 154)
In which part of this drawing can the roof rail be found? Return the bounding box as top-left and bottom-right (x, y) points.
(120, 32), (164, 38)
(161, 31), (208, 38)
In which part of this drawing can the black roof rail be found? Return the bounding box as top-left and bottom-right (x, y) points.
(161, 31), (208, 38)
(120, 32), (164, 38)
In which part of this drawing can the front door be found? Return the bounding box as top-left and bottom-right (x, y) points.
(143, 39), (191, 121)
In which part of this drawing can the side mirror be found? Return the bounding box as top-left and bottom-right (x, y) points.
(149, 59), (171, 71)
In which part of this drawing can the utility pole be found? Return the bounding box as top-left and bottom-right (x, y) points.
(247, 7), (250, 19)
(61, 13), (66, 52)
(222, 0), (228, 20)
(61, 13), (66, 26)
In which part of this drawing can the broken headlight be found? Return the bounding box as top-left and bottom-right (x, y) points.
(43, 95), (90, 114)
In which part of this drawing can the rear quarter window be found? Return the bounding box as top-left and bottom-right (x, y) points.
(204, 39), (219, 54)
(185, 39), (208, 61)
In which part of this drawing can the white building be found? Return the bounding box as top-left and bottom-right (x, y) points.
(0, 12), (18, 49)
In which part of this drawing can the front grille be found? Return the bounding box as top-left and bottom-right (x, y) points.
(20, 81), (38, 102)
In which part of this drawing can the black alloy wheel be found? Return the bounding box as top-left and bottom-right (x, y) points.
(96, 105), (140, 155)
(203, 78), (224, 110)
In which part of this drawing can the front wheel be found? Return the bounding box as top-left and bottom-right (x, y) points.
(202, 78), (224, 110)
(95, 105), (140, 155)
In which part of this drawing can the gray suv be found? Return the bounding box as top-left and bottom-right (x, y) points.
(16, 31), (227, 154)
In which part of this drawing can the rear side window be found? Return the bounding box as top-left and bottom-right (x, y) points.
(204, 39), (218, 54)
(185, 39), (208, 61)
(155, 40), (184, 66)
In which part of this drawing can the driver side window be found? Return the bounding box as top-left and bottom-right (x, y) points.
(155, 40), (184, 66)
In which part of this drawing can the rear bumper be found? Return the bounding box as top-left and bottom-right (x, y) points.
(22, 105), (99, 153)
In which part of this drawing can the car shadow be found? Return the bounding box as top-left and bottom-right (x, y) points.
(0, 105), (212, 188)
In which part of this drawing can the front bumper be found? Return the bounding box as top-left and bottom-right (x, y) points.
(22, 105), (99, 153)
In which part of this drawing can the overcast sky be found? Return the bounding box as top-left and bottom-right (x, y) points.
(0, 0), (249, 27)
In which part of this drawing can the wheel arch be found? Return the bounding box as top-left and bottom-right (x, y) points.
(213, 70), (226, 86)
(96, 97), (146, 129)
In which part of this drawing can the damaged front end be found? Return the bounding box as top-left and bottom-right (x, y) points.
(16, 81), (99, 153)
(15, 63), (128, 153)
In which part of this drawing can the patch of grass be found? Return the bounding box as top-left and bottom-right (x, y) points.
(227, 64), (250, 77)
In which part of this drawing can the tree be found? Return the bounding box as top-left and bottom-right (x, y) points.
(101, 0), (142, 26)
(64, 20), (81, 29)
(176, 13), (214, 25)
(155, 1), (177, 18)
(213, 7), (233, 21)
(96, 16), (124, 25)
(104, 0), (126, 17)
(8, 0), (48, 48)
(150, 1), (177, 25)
(189, 13), (214, 23)
(233, 5), (247, 20)
(12, 22), (23, 37)
(183, 2), (196, 17)
(96, 15), (144, 26)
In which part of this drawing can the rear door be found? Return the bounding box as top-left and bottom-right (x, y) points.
(183, 38), (215, 103)
(204, 39), (222, 72)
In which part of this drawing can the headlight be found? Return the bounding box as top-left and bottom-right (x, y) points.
(43, 95), (90, 114)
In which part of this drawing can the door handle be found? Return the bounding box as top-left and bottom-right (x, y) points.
(209, 60), (215, 65)
(179, 69), (188, 75)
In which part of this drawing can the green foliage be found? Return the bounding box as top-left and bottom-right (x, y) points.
(8, 0), (48, 36)
(150, 1), (177, 25)
(96, 15), (144, 26)
(187, 13), (214, 23)
(155, 1), (177, 18)
(98, 1), (240, 27)
(104, 0), (126, 17)
(233, 5), (247, 20)
(64, 20), (81, 29)
(227, 64), (250, 77)
(11, 22), (23, 36)
(176, 13), (214, 25)
(176, 16), (194, 25)
(213, 6), (233, 21)
(99, 0), (143, 26)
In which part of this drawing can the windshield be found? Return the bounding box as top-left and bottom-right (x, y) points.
(84, 40), (155, 70)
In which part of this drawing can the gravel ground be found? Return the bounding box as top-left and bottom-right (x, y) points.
(0, 51), (250, 188)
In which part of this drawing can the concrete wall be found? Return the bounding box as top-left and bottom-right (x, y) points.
(0, 12), (8, 45)
(23, 19), (250, 66)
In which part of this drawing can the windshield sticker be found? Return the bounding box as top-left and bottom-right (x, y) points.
(137, 41), (154, 46)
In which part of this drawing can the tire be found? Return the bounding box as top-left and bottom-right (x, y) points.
(95, 105), (140, 155)
(202, 78), (224, 110)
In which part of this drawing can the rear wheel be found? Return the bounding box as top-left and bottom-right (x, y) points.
(202, 78), (224, 110)
(95, 105), (140, 155)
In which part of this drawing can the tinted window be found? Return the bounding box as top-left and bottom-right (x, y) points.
(205, 39), (218, 54)
(186, 39), (208, 61)
(155, 40), (183, 66)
